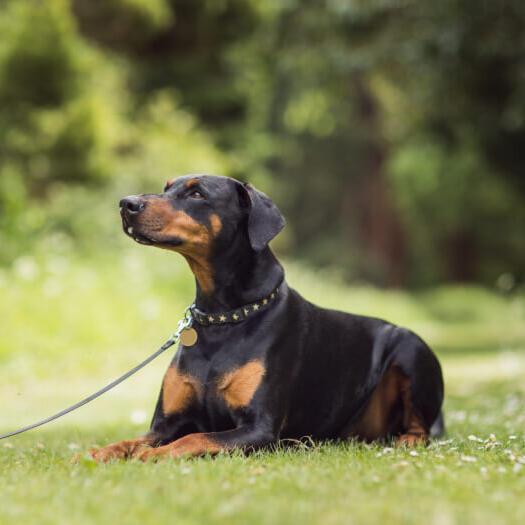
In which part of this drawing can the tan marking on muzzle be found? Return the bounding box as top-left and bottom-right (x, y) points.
(168, 212), (222, 294)
(137, 197), (222, 294)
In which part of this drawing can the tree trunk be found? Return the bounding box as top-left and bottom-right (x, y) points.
(350, 74), (407, 287)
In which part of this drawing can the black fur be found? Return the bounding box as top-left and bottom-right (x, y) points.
(119, 175), (445, 453)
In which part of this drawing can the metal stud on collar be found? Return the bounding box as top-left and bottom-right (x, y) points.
(189, 285), (281, 326)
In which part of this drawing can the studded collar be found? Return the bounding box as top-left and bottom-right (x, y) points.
(190, 284), (282, 326)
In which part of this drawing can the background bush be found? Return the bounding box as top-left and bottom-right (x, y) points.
(0, 0), (524, 288)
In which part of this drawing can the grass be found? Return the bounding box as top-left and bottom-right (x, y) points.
(1, 248), (525, 525)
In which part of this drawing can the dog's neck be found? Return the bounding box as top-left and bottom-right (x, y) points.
(191, 242), (284, 313)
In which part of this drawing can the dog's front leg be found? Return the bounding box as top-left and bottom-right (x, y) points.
(135, 425), (275, 461)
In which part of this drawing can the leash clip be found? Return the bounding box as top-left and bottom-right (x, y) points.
(170, 304), (195, 344)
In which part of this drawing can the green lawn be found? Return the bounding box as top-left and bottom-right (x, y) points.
(1, 250), (525, 525)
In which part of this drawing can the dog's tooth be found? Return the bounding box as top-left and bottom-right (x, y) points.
(127, 226), (133, 234)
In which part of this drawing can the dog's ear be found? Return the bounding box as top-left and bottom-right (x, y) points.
(238, 183), (285, 252)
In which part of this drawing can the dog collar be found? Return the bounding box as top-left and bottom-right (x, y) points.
(190, 284), (282, 326)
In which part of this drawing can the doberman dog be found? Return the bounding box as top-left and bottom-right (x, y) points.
(90, 174), (444, 462)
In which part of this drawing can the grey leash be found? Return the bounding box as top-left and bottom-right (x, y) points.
(0, 305), (194, 440)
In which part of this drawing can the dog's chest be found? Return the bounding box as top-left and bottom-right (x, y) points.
(174, 342), (267, 420)
(205, 358), (265, 411)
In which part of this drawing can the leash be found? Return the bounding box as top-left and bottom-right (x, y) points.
(0, 305), (194, 440)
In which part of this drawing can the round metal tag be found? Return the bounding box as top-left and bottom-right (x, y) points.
(180, 327), (198, 347)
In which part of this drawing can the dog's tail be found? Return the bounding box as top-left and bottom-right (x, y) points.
(430, 410), (445, 438)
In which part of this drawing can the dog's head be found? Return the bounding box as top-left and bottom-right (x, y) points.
(119, 175), (285, 259)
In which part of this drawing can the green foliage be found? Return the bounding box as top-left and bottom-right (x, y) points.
(116, 90), (230, 192)
(390, 137), (525, 283)
(0, 0), (108, 187)
(0, 0), (228, 263)
(72, 0), (173, 52)
(0, 0), (524, 285)
(0, 0), (82, 109)
(238, 0), (525, 285)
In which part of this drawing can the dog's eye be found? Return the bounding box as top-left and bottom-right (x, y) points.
(188, 190), (204, 199)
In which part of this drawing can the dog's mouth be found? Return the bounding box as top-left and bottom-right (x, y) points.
(122, 222), (154, 245)
(120, 212), (154, 246)
(121, 213), (183, 248)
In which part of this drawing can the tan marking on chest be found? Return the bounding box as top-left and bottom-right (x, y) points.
(217, 360), (266, 408)
(162, 367), (201, 415)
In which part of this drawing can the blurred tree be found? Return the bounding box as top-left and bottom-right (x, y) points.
(224, 0), (525, 285)
(0, 0), (524, 286)
(72, 0), (173, 52)
(72, 0), (256, 130)
(367, 0), (525, 283)
(0, 0), (228, 262)
(0, 0), (114, 259)
(0, 0), (110, 190)
(226, 0), (410, 285)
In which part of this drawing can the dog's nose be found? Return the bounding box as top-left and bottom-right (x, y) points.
(119, 196), (145, 214)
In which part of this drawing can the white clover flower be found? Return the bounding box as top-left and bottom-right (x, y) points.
(130, 410), (148, 425)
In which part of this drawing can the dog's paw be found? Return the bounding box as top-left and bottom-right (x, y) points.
(395, 433), (429, 447)
(89, 444), (127, 463)
(134, 444), (177, 462)
(89, 438), (153, 463)
(134, 447), (160, 462)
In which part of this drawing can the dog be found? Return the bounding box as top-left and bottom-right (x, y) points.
(90, 174), (444, 462)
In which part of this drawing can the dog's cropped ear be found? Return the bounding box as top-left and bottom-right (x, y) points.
(238, 183), (285, 252)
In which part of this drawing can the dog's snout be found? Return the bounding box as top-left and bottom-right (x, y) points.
(120, 196), (145, 214)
